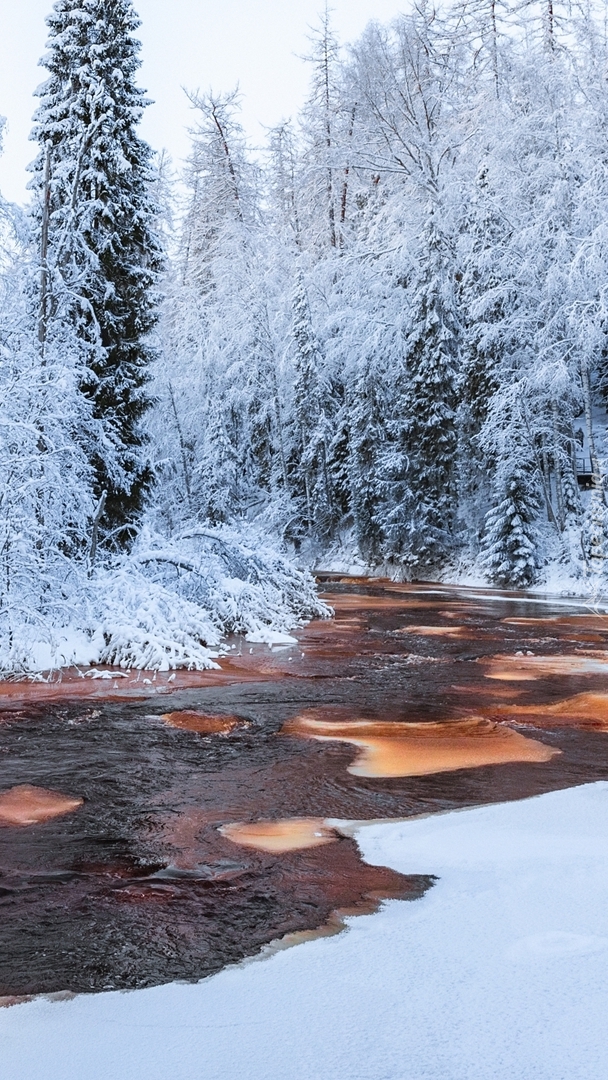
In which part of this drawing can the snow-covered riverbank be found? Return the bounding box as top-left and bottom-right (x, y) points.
(0, 527), (330, 674)
(2, 782), (607, 1080)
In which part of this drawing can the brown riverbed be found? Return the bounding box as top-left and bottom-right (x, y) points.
(1, 577), (608, 999)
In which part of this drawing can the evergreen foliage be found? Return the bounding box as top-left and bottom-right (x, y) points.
(399, 217), (459, 567)
(290, 269), (335, 538)
(30, 0), (162, 540)
(480, 469), (539, 588)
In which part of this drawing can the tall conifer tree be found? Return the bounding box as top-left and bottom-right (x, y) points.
(30, 0), (162, 540)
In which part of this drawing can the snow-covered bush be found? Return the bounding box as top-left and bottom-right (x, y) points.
(0, 525), (330, 674)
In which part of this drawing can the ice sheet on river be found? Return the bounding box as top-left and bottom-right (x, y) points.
(2, 781), (608, 1080)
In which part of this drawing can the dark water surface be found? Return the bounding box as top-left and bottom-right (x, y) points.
(1, 579), (608, 998)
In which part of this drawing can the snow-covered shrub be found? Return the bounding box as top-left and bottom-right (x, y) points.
(0, 525), (330, 674)
(88, 565), (221, 671)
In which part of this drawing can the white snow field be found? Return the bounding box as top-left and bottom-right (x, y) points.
(2, 782), (608, 1080)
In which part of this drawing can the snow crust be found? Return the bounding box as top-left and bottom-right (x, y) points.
(2, 782), (608, 1079)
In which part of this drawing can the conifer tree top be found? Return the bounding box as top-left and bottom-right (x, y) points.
(30, 0), (150, 193)
(28, 0), (162, 540)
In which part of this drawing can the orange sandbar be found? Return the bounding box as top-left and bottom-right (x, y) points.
(160, 711), (245, 735)
(493, 692), (608, 730)
(219, 817), (339, 853)
(483, 652), (608, 680)
(0, 785), (83, 826)
(280, 712), (557, 777)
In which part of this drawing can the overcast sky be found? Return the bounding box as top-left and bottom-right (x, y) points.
(0, 0), (405, 205)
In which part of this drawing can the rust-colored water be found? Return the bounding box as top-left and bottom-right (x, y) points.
(396, 625), (470, 638)
(483, 652), (608, 680)
(1, 578), (608, 999)
(491, 692), (608, 730)
(280, 712), (558, 776)
(220, 818), (339, 853)
(0, 786), (83, 827)
(161, 711), (246, 735)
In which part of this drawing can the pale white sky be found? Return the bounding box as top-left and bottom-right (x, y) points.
(0, 0), (406, 205)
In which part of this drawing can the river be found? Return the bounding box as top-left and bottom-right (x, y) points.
(1, 577), (608, 1002)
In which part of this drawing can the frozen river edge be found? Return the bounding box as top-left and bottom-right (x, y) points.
(2, 781), (608, 1080)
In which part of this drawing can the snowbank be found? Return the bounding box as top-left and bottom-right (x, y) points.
(2, 782), (608, 1080)
(0, 527), (330, 673)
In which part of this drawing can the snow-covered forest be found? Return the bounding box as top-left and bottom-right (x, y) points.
(1, 0), (608, 670)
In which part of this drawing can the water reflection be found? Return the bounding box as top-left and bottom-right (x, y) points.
(484, 652), (608, 680)
(492, 692), (608, 730)
(160, 711), (246, 735)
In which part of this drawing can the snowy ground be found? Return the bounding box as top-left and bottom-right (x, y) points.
(2, 782), (608, 1080)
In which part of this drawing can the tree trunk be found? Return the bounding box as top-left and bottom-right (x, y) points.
(88, 490), (107, 576)
(210, 103), (243, 222)
(551, 400), (565, 530)
(580, 357), (604, 502)
(490, 0), (499, 98)
(541, 442), (555, 524)
(168, 382), (193, 509)
(38, 144), (51, 354)
(322, 21), (336, 248)
(339, 104), (357, 242)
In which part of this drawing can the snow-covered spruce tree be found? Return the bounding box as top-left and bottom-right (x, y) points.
(399, 213), (460, 568)
(347, 356), (393, 561)
(456, 155), (509, 538)
(30, 0), (162, 542)
(581, 484), (608, 587)
(479, 379), (542, 586)
(480, 465), (539, 588)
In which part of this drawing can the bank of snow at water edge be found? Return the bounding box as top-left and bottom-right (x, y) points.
(2, 782), (608, 1080)
(0, 527), (327, 673)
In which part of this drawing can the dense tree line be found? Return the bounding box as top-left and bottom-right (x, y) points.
(155, 0), (608, 585)
(0, 0), (328, 671)
(1, 0), (608, 667)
